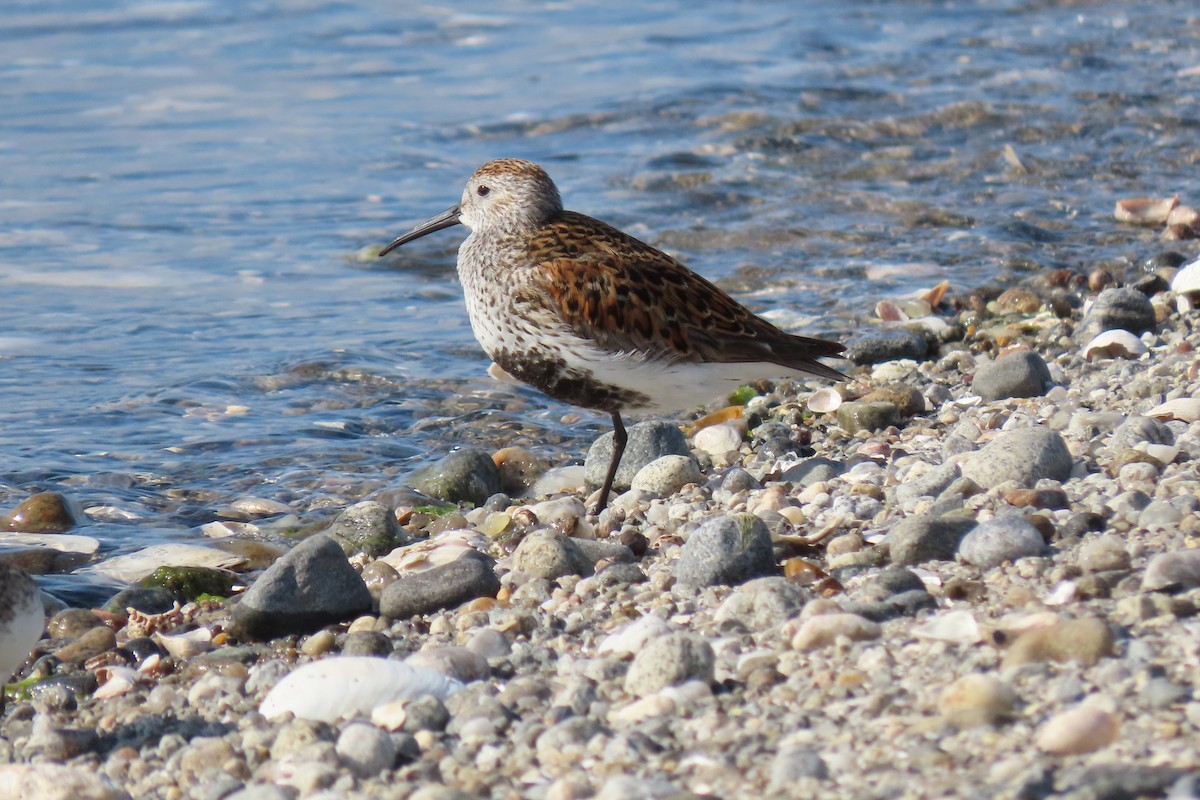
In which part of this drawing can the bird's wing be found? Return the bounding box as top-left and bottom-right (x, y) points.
(515, 212), (845, 380)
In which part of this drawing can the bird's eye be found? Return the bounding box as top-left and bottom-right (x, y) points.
(477, 185), (490, 197)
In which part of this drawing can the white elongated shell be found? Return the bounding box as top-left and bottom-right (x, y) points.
(260, 656), (461, 722)
(1146, 397), (1200, 423)
(806, 387), (843, 414)
(1083, 329), (1147, 361)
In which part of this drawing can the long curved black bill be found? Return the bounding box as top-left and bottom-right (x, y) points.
(378, 204), (462, 257)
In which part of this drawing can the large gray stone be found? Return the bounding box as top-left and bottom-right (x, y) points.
(1080, 287), (1156, 337)
(960, 427), (1073, 489)
(585, 421), (690, 491)
(232, 535), (372, 640)
(958, 515), (1047, 568)
(675, 514), (777, 590)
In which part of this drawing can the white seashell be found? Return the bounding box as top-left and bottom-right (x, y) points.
(1170, 256), (1200, 295)
(597, 614), (673, 658)
(260, 657), (461, 722)
(379, 529), (491, 574)
(692, 423), (742, 456)
(1083, 329), (1147, 361)
(154, 627), (213, 660)
(806, 387), (843, 414)
(93, 666), (139, 699)
(1146, 397), (1200, 423)
(1035, 706), (1119, 755)
(910, 610), (980, 644)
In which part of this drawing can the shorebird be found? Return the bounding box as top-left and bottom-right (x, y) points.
(0, 563), (43, 711)
(380, 158), (845, 511)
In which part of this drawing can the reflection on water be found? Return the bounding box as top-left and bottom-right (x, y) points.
(1, 0), (1198, 552)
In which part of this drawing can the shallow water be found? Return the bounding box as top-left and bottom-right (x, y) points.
(2, 0), (1198, 559)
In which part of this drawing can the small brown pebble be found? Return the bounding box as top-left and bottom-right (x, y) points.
(995, 287), (1041, 314)
(1087, 268), (1114, 292)
(1003, 488), (1069, 510)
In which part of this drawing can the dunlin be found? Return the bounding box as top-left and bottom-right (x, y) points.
(0, 563), (44, 710)
(380, 158), (845, 511)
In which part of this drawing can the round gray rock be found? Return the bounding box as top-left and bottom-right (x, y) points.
(972, 350), (1052, 401)
(328, 500), (409, 558)
(232, 534), (372, 640)
(958, 515), (1046, 568)
(510, 529), (594, 580)
(960, 426), (1073, 489)
(624, 632), (715, 696)
(336, 722), (397, 778)
(1081, 287), (1156, 337)
(675, 513), (777, 590)
(585, 421), (690, 491)
(630, 455), (703, 496)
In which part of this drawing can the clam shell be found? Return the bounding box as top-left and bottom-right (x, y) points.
(1146, 397), (1200, 423)
(1083, 329), (1147, 361)
(1114, 195), (1178, 225)
(260, 656), (460, 722)
(1169, 255), (1200, 296)
(806, 387), (843, 414)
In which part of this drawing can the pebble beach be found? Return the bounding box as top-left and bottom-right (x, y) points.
(4, 242), (1200, 799)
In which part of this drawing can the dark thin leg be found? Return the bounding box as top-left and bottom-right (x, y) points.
(593, 410), (627, 513)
